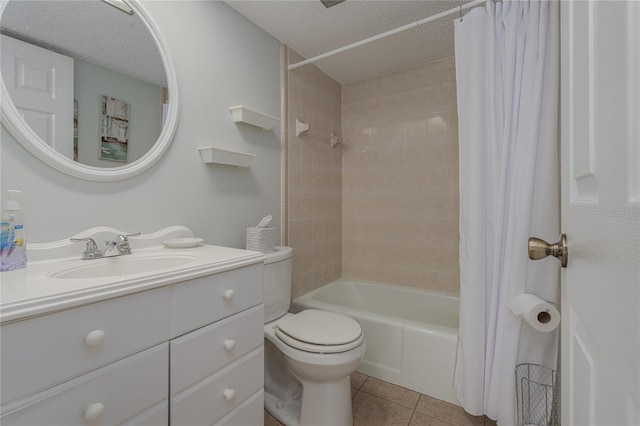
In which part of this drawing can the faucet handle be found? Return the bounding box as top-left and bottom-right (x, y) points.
(70, 237), (98, 251)
(116, 232), (140, 255)
(118, 232), (141, 242)
(70, 237), (103, 259)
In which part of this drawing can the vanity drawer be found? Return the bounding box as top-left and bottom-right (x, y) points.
(123, 400), (169, 426)
(172, 263), (263, 335)
(215, 389), (264, 426)
(171, 347), (264, 426)
(0, 286), (171, 404)
(170, 304), (264, 395)
(1, 343), (168, 426)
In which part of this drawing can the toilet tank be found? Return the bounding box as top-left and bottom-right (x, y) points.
(263, 246), (293, 323)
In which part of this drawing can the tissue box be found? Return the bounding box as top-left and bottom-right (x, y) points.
(246, 227), (277, 253)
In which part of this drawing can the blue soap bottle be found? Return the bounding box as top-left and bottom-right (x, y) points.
(1, 190), (27, 272)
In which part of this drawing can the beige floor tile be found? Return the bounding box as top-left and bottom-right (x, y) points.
(264, 409), (285, 426)
(351, 371), (368, 389)
(352, 387), (359, 398)
(361, 377), (421, 409)
(353, 391), (414, 426)
(410, 411), (455, 426)
(484, 416), (498, 426)
(415, 395), (484, 426)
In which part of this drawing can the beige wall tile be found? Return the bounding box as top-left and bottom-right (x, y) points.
(287, 48), (343, 301)
(288, 52), (459, 298)
(342, 56), (460, 294)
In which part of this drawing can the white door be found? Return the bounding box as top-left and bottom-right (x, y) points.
(1, 34), (74, 158)
(560, 1), (640, 424)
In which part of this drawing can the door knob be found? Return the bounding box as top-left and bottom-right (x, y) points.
(528, 234), (568, 267)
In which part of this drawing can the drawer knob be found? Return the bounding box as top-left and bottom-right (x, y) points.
(223, 388), (235, 401)
(223, 339), (236, 351)
(85, 330), (105, 347)
(223, 289), (235, 301)
(84, 402), (104, 422)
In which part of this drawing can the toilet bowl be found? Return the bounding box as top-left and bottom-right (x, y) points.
(262, 247), (365, 426)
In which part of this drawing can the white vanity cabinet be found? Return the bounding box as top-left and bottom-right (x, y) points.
(170, 305), (264, 425)
(2, 343), (170, 426)
(0, 287), (172, 425)
(0, 286), (172, 406)
(170, 263), (265, 425)
(0, 259), (265, 426)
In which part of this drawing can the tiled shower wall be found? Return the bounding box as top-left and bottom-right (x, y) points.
(286, 48), (343, 300)
(341, 57), (460, 294)
(286, 54), (460, 298)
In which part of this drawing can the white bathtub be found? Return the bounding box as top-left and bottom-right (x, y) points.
(292, 279), (460, 406)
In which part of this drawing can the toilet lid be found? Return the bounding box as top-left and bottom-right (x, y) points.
(275, 309), (363, 353)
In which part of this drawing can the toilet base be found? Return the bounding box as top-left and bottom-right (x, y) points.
(264, 376), (353, 426)
(265, 391), (301, 426)
(299, 375), (352, 425)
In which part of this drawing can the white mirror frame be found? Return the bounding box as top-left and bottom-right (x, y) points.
(0, 0), (179, 182)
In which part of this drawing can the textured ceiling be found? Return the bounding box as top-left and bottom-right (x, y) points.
(224, 0), (472, 84)
(0, 0), (166, 87)
(1, 1), (471, 86)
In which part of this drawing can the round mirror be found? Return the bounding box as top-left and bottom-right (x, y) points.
(0, 0), (179, 181)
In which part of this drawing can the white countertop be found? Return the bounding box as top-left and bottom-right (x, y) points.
(0, 226), (265, 323)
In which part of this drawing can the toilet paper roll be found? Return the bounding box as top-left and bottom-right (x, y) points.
(507, 293), (560, 333)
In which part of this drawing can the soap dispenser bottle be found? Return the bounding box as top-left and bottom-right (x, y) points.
(1, 190), (27, 271)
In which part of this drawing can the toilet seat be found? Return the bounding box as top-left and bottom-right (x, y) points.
(275, 309), (363, 354)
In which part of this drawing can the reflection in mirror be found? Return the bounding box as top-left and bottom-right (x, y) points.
(1, 0), (168, 168)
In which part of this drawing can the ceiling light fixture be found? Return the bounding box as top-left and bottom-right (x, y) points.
(100, 0), (134, 15)
(320, 0), (346, 9)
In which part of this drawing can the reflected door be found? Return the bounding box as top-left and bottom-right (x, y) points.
(1, 34), (73, 158)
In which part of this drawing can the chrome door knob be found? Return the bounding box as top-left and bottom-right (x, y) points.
(528, 234), (568, 267)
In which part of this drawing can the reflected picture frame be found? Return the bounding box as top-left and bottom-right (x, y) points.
(99, 95), (129, 162)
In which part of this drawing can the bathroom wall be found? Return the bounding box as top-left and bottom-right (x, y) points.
(74, 59), (163, 167)
(286, 48), (342, 300)
(1, 1), (282, 247)
(341, 57), (460, 294)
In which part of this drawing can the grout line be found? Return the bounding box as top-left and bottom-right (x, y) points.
(408, 409), (418, 426)
(410, 394), (420, 411)
(359, 375), (369, 389)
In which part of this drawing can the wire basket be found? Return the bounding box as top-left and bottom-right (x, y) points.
(515, 363), (560, 426)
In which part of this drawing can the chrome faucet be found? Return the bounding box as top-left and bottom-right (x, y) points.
(70, 237), (103, 260)
(71, 233), (140, 260)
(114, 233), (140, 255)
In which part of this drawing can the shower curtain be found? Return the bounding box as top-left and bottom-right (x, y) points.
(453, 1), (559, 424)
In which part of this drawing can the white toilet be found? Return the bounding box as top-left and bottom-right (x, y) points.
(263, 246), (366, 426)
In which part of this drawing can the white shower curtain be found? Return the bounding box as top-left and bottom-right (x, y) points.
(453, 1), (559, 424)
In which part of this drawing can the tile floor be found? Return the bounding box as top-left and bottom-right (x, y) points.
(264, 372), (498, 426)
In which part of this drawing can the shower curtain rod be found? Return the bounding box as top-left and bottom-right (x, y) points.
(288, 0), (486, 71)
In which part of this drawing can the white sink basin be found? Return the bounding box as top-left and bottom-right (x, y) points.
(48, 254), (199, 280)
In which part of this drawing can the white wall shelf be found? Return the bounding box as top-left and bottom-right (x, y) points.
(198, 147), (256, 167)
(229, 105), (279, 131)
